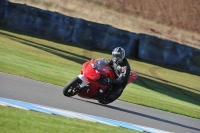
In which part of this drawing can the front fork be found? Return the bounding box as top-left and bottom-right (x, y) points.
(78, 74), (90, 88)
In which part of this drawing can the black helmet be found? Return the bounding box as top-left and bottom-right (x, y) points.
(111, 47), (125, 63)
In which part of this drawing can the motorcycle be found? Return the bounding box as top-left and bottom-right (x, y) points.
(63, 58), (138, 104)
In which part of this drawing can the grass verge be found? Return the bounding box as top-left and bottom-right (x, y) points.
(0, 29), (200, 119)
(0, 106), (139, 133)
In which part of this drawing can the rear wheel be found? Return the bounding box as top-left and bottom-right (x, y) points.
(98, 98), (114, 104)
(98, 89), (123, 104)
(63, 77), (82, 97)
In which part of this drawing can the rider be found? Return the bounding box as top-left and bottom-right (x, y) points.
(103, 47), (131, 102)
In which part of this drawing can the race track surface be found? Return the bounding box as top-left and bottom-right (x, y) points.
(0, 72), (199, 133)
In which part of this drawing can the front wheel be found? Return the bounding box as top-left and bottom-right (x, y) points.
(63, 77), (82, 97)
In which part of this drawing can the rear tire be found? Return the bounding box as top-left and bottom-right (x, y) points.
(98, 89), (123, 104)
(63, 77), (82, 97)
(98, 98), (114, 104)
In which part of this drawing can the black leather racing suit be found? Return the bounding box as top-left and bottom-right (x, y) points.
(106, 58), (130, 101)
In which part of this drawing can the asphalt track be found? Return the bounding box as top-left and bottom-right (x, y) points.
(0, 72), (200, 133)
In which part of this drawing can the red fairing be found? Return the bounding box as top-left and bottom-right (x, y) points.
(128, 71), (138, 84)
(81, 59), (115, 81)
(78, 58), (115, 99)
(81, 61), (100, 81)
(78, 58), (138, 99)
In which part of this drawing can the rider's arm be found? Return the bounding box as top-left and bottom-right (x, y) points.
(110, 66), (127, 85)
(111, 67), (126, 84)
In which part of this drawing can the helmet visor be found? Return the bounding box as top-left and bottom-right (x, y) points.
(112, 52), (123, 61)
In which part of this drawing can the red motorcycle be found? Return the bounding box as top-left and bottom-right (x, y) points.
(63, 58), (138, 104)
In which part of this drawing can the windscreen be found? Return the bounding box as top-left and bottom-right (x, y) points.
(94, 58), (110, 73)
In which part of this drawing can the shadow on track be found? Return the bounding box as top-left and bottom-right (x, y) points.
(71, 97), (200, 132)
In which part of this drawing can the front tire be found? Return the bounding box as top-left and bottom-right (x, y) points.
(63, 77), (82, 97)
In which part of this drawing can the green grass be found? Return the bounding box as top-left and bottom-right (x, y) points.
(0, 106), (139, 133)
(0, 29), (200, 119)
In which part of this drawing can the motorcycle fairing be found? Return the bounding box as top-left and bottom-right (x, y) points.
(78, 58), (115, 98)
(81, 58), (115, 81)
